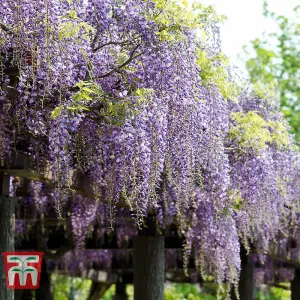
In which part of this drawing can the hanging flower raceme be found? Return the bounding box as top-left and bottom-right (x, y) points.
(71, 194), (97, 249)
(227, 88), (299, 254)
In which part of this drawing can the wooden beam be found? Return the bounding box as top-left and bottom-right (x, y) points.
(53, 269), (119, 283)
(52, 268), (203, 284)
(0, 153), (93, 196)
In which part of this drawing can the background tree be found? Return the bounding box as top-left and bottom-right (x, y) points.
(243, 2), (300, 140)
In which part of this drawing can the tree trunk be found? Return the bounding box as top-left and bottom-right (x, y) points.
(0, 172), (14, 300)
(113, 283), (128, 300)
(133, 215), (164, 300)
(291, 269), (300, 300)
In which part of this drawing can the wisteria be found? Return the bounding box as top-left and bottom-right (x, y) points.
(48, 248), (186, 276)
(1, 0), (300, 293)
(252, 255), (295, 285)
(71, 194), (97, 249)
(48, 250), (113, 275)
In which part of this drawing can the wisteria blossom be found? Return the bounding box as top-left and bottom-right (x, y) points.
(1, 0), (299, 292)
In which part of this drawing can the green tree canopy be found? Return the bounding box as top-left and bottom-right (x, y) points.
(243, 2), (300, 140)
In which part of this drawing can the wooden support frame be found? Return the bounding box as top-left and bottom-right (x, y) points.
(87, 282), (112, 300)
(133, 215), (165, 300)
(291, 269), (300, 300)
(35, 261), (53, 300)
(114, 283), (128, 300)
(0, 172), (14, 300)
(232, 248), (255, 300)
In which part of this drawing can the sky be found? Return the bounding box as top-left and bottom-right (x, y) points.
(200, 0), (299, 71)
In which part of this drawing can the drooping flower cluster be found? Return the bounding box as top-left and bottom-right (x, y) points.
(227, 90), (300, 254)
(71, 194), (98, 249)
(184, 196), (241, 295)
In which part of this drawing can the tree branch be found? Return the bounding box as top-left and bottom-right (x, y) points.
(97, 44), (143, 79)
(93, 40), (132, 52)
(0, 22), (12, 34)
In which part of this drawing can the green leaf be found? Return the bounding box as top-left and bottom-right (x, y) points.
(82, 87), (94, 94)
(75, 81), (84, 89)
(77, 106), (89, 111)
(229, 111), (289, 152)
(67, 106), (89, 111)
(51, 106), (63, 119)
(81, 92), (93, 101)
(69, 10), (77, 19)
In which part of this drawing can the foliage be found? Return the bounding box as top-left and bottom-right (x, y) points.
(49, 279), (292, 300)
(103, 283), (216, 300)
(229, 111), (289, 152)
(51, 274), (91, 300)
(243, 2), (300, 140)
(164, 284), (216, 300)
(196, 50), (240, 101)
(256, 285), (291, 300)
(153, 0), (225, 40)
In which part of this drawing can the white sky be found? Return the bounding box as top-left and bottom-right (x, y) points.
(201, 0), (299, 71)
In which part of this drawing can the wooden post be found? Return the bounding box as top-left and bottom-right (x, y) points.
(239, 259), (255, 300)
(87, 282), (111, 300)
(35, 261), (53, 300)
(15, 290), (34, 300)
(133, 215), (164, 300)
(232, 248), (255, 300)
(113, 283), (128, 300)
(291, 269), (300, 300)
(0, 172), (14, 300)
